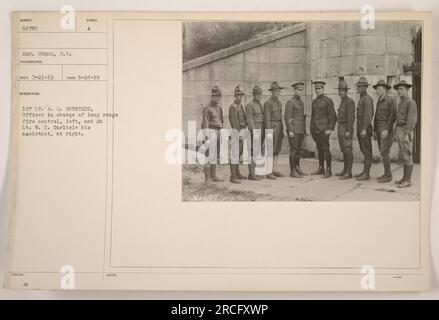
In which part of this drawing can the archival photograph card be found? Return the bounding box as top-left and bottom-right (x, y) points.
(5, 11), (432, 291)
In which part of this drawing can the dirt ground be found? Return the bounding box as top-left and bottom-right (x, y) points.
(182, 155), (421, 202)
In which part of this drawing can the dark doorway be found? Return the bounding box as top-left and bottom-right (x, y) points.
(412, 29), (422, 164)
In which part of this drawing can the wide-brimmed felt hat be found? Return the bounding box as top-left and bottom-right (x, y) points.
(393, 80), (412, 90)
(211, 85), (222, 96)
(268, 81), (284, 91)
(234, 85), (245, 96)
(291, 82), (305, 89)
(373, 79), (391, 90)
(355, 77), (370, 87)
(312, 80), (326, 87)
(335, 81), (350, 91)
(253, 85), (262, 95)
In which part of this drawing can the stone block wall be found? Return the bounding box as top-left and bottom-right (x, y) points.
(305, 21), (420, 162)
(182, 29), (306, 148)
(182, 21), (421, 162)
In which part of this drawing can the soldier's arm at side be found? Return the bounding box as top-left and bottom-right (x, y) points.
(229, 105), (239, 130)
(387, 97), (398, 131)
(200, 106), (211, 141)
(264, 101), (272, 129)
(304, 104), (308, 135)
(245, 104), (255, 131)
(363, 96), (374, 130)
(284, 100), (294, 133)
(347, 99), (356, 132)
(241, 106), (247, 129)
(219, 107), (224, 125)
(406, 100), (418, 132)
(373, 102), (378, 132)
(328, 98), (337, 131)
(201, 107), (209, 130)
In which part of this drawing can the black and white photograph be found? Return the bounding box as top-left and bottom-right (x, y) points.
(182, 21), (423, 202)
(0, 6), (435, 297)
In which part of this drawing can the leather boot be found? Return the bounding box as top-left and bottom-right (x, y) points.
(248, 164), (262, 181)
(203, 164), (211, 184)
(295, 158), (307, 176)
(230, 165), (241, 184)
(354, 171), (364, 178)
(339, 172), (352, 180)
(323, 167), (332, 178)
(312, 150), (325, 175)
(311, 167), (325, 175)
(272, 156), (284, 177)
(210, 165), (224, 182)
(398, 164), (413, 188)
(365, 159), (372, 176)
(290, 166), (303, 178)
(294, 166), (304, 177)
(406, 164), (413, 182)
(394, 165), (406, 185)
(311, 152), (325, 175)
(289, 156), (295, 176)
(236, 165), (246, 180)
(377, 156), (392, 183)
(266, 173), (277, 180)
(325, 151), (332, 173)
(336, 154), (347, 176)
(340, 153), (353, 180)
(356, 173), (370, 181)
(354, 160), (365, 178)
(356, 160), (371, 181)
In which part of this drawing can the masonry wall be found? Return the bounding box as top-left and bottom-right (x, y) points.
(182, 21), (420, 162)
(305, 21), (420, 161)
(182, 30), (306, 151)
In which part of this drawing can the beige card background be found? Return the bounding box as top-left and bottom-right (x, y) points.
(4, 11), (432, 291)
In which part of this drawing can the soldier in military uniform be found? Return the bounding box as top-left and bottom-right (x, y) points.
(264, 81), (285, 179)
(245, 85), (264, 181)
(201, 85), (224, 183)
(355, 77), (374, 181)
(393, 80), (418, 188)
(373, 80), (397, 183)
(310, 80), (337, 178)
(335, 81), (356, 180)
(284, 82), (306, 178)
(228, 85), (247, 184)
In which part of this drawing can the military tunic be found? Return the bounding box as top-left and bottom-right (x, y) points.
(201, 101), (223, 163)
(201, 101), (223, 130)
(245, 99), (264, 131)
(395, 95), (418, 165)
(356, 92), (374, 162)
(311, 94), (336, 134)
(264, 96), (284, 156)
(374, 94), (397, 157)
(337, 95), (356, 155)
(229, 101), (246, 130)
(245, 99), (264, 165)
(311, 94), (336, 156)
(284, 94), (306, 162)
(229, 100), (246, 164)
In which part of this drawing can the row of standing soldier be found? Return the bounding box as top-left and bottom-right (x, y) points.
(200, 77), (417, 188)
